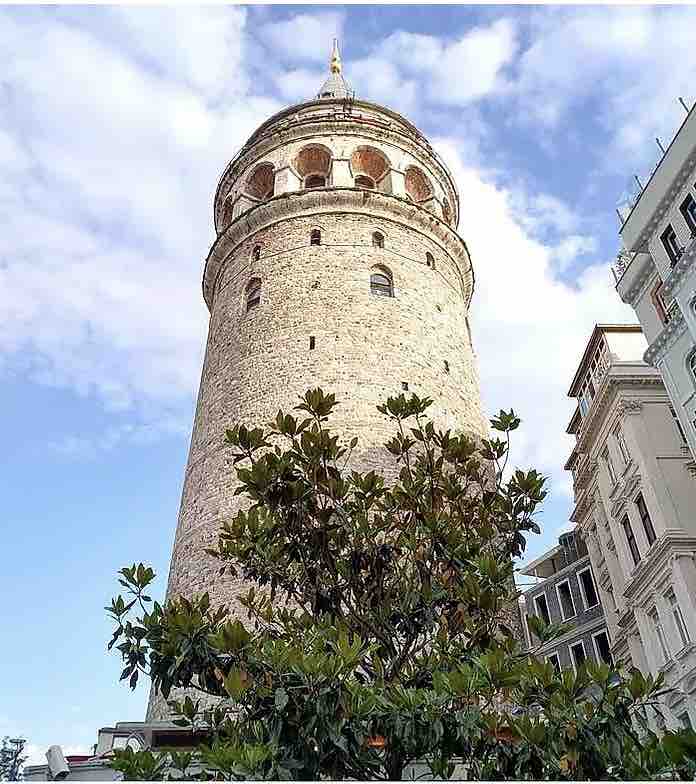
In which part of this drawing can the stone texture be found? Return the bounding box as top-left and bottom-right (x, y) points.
(147, 98), (490, 720)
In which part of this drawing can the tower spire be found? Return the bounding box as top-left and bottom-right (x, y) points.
(330, 38), (341, 74)
(317, 39), (352, 100)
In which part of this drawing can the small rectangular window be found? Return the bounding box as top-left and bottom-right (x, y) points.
(534, 593), (551, 626)
(309, 336), (316, 350)
(444, 360), (450, 374)
(635, 493), (656, 547)
(546, 652), (561, 673)
(660, 224), (682, 266)
(556, 580), (576, 620)
(622, 515), (641, 566)
(665, 588), (691, 649)
(401, 382), (408, 391)
(679, 193), (696, 235)
(593, 631), (613, 665)
(649, 606), (671, 665)
(578, 567), (599, 610)
(570, 641), (586, 670)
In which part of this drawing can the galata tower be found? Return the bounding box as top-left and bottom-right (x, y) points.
(147, 42), (487, 719)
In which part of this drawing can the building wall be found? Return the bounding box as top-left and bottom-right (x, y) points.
(524, 553), (609, 672)
(616, 119), (696, 461)
(567, 337), (696, 729)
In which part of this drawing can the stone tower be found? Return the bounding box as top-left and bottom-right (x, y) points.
(147, 43), (487, 719)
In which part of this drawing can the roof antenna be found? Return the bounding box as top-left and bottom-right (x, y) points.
(678, 97), (691, 113)
(656, 137), (666, 155)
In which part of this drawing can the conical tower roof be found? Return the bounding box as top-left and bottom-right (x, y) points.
(317, 39), (352, 100)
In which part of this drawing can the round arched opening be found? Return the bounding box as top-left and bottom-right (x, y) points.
(245, 163), (275, 201)
(295, 144), (332, 188)
(405, 166), (433, 203)
(370, 266), (393, 298)
(351, 146), (390, 191)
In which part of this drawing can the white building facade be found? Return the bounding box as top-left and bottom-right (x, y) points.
(615, 103), (696, 465)
(565, 325), (696, 729)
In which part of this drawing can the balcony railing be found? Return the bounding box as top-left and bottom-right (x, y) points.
(612, 249), (635, 284)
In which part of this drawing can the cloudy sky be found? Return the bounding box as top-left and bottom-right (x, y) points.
(2, 3), (695, 764)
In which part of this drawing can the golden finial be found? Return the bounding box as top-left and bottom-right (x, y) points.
(330, 38), (341, 74)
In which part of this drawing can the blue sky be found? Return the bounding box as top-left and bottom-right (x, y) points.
(2, 3), (696, 763)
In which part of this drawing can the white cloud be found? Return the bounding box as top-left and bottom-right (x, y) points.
(372, 19), (518, 107)
(273, 67), (325, 103)
(434, 137), (635, 496)
(507, 6), (696, 168)
(0, 8), (279, 422)
(260, 12), (344, 65)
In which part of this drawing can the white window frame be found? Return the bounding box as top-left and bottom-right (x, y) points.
(592, 629), (613, 665)
(569, 640), (587, 672)
(649, 606), (671, 666)
(577, 566), (599, 611)
(555, 579), (577, 621)
(533, 592), (551, 626)
(613, 423), (631, 467)
(546, 651), (561, 673)
(665, 588), (691, 650)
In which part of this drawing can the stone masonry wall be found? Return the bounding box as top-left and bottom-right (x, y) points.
(147, 201), (486, 719)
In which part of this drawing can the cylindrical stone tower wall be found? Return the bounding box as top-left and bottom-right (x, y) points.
(147, 97), (488, 719)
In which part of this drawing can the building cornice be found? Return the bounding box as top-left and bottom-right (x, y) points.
(520, 553), (589, 585)
(623, 530), (696, 605)
(620, 108), (696, 252)
(644, 310), (687, 366)
(662, 235), (696, 299)
(574, 371), (663, 455)
(619, 254), (658, 308)
(532, 615), (608, 656)
(203, 187), (472, 311)
(213, 102), (460, 232)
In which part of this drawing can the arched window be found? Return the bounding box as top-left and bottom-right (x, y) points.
(405, 166), (433, 203)
(370, 268), (393, 298)
(245, 163), (275, 201)
(426, 252), (435, 268)
(295, 144), (332, 190)
(310, 229), (321, 246)
(305, 174), (326, 189)
(246, 279), (261, 312)
(252, 245), (261, 262)
(351, 146), (390, 193)
(372, 231), (384, 249)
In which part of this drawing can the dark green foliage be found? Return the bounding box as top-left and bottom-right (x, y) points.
(107, 389), (696, 780)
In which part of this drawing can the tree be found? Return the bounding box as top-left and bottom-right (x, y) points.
(108, 389), (696, 780)
(0, 737), (27, 781)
